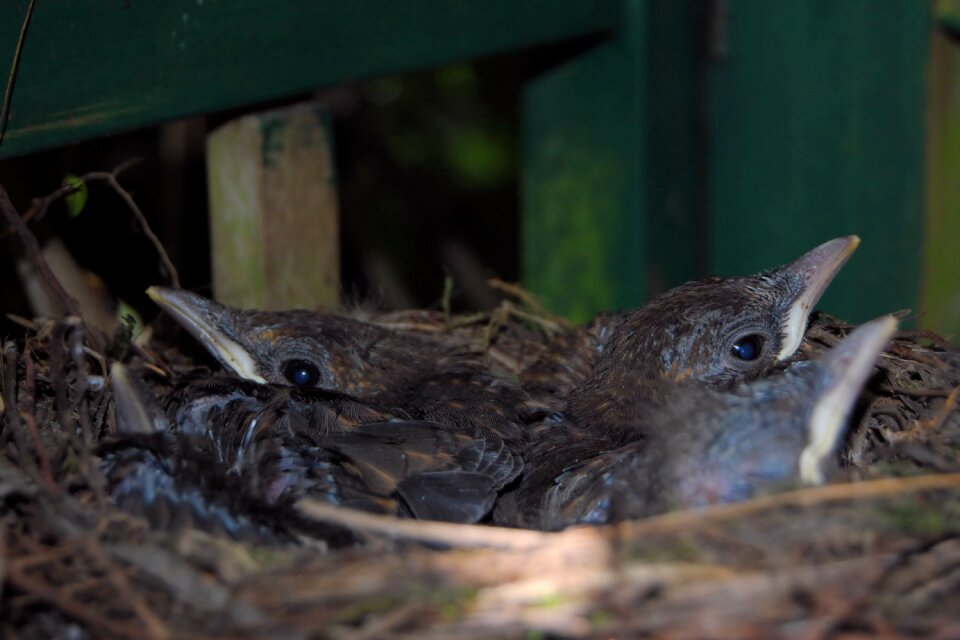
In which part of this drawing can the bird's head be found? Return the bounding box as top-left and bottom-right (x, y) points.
(598, 236), (861, 389)
(659, 314), (896, 509)
(146, 288), (417, 396)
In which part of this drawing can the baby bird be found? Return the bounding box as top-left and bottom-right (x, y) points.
(510, 316), (895, 530)
(146, 287), (526, 448)
(523, 236), (860, 424)
(102, 366), (522, 543)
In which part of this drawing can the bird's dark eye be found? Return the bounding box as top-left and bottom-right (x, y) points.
(282, 360), (320, 387)
(731, 335), (763, 361)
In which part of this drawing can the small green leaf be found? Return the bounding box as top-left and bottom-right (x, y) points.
(116, 302), (143, 338)
(62, 174), (88, 217)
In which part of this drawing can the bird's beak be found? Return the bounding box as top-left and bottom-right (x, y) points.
(799, 315), (896, 484)
(776, 235), (861, 361)
(110, 362), (170, 435)
(146, 287), (267, 383)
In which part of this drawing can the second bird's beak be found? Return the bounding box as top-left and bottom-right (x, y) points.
(776, 235), (861, 361)
(799, 315), (896, 484)
(147, 287), (267, 383)
(111, 362), (171, 435)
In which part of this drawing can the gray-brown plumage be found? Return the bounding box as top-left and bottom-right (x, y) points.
(493, 237), (860, 524)
(146, 287), (527, 449)
(507, 316), (896, 530)
(103, 366), (523, 543)
(521, 236), (861, 427)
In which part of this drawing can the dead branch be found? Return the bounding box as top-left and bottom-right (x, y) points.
(0, 0), (35, 147)
(296, 498), (555, 550)
(0, 183), (83, 322)
(5, 563), (146, 640)
(10, 160), (180, 289)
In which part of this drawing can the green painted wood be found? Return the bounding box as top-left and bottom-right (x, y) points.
(706, 1), (929, 324)
(0, 0), (620, 160)
(523, 0), (647, 323)
(921, 30), (960, 340)
(646, 0), (703, 295)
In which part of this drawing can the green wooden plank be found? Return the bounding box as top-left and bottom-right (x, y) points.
(0, 0), (620, 160)
(706, 1), (929, 324)
(646, 0), (703, 294)
(523, 0), (647, 322)
(921, 30), (960, 340)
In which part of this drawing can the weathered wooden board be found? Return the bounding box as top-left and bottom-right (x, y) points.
(207, 103), (339, 311)
(921, 26), (960, 340)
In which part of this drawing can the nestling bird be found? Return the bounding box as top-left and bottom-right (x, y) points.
(522, 236), (861, 427)
(102, 366), (523, 543)
(145, 287), (527, 448)
(509, 316), (896, 530)
(499, 237), (860, 520)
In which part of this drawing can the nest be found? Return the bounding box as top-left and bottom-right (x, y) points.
(1, 304), (959, 640)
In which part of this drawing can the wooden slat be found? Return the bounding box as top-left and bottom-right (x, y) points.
(0, 0), (620, 160)
(705, 1), (930, 324)
(206, 102), (339, 311)
(523, 0), (705, 320)
(645, 0), (704, 295)
(921, 29), (960, 340)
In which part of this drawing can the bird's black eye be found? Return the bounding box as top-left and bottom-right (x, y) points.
(731, 335), (763, 361)
(282, 360), (320, 387)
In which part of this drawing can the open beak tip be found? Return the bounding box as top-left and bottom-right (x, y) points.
(812, 235), (860, 269)
(835, 235), (860, 262)
(775, 236), (862, 361)
(146, 287), (222, 322)
(789, 235), (861, 291)
(145, 285), (183, 310)
(845, 315), (898, 356)
(825, 315), (897, 376)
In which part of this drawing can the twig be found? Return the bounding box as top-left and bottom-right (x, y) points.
(9, 536), (94, 571)
(894, 329), (959, 353)
(2, 340), (19, 444)
(916, 385), (960, 432)
(3, 160), (180, 288)
(884, 386), (957, 398)
(82, 537), (172, 640)
(19, 348), (57, 493)
(15, 158), (139, 228)
(0, 0), (35, 148)
(488, 278), (550, 316)
(296, 498), (555, 550)
(51, 320), (77, 440)
(616, 473), (960, 539)
(99, 168), (180, 288)
(67, 320), (93, 448)
(64, 318), (109, 506)
(886, 345), (951, 372)
(299, 474), (960, 552)
(499, 300), (566, 335)
(0, 182), (83, 320)
(5, 563), (147, 640)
